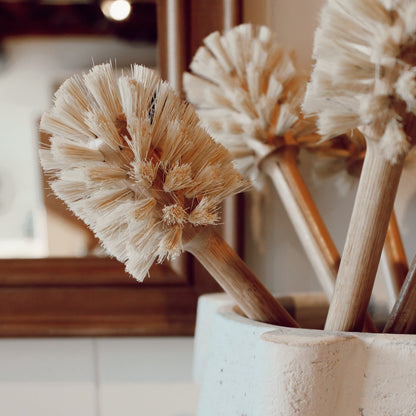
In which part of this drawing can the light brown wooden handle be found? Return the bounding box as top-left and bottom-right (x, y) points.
(384, 253), (416, 334)
(383, 211), (408, 299)
(185, 227), (299, 327)
(325, 141), (405, 332)
(262, 149), (377, 332)
(262, 150), (340, 299)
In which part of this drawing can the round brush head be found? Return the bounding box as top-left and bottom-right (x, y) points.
(40, 63), (247, 281)
(184, 23), (315, 188)
(303, 0), (416, 163)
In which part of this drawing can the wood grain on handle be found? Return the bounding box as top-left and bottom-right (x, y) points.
(383, 254), (416, 334)
(347, 150), (408, 305)
(184, 227), (299, 327)
(325, 141), (405, 332)
(383, 211), (408, 300)
(262, 148), (377, 332)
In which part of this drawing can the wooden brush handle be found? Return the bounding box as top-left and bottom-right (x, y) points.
(325, 141), (405, 332)
(262, 148), (340, 299)
(262, 149), (377, 332)
(384, 253), (416, 334)
(382, 211), (408, 301)
(184, 227), (299, 327)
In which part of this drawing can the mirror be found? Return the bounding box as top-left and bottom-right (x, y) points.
(0, 0), (243, 337)
(0, 0), (157, 258)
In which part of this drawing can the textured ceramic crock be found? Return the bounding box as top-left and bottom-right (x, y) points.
(194, 292), (416, 416)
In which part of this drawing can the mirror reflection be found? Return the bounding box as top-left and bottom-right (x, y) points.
(0, 0), (157, 258)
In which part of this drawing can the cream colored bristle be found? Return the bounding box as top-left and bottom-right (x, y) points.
(88, 188), (133, 213)
(96, 220), (129, 259)
(83, 64), (122, 120)
(126, 222), (162, 281)
(41, 76), (92, 143)
(183, 73), (233, 110)
(133, 197), (157, 220)
(50, 179), (88, 205)
(163, 163), (193, 192)
(51, 138), (105, 164)
(132, 160), (159, 189)
(274, 104), (299, 136)
(40, 63), (245, 282)
(303, 0), (416, 161)
(188, 196), (219, 226)
(395, 68), (416, 113)
(157, 225), (183, 261)
(185, 165), (223, 199)
(265, 76), (283, 105)
(318, 110), (361, 138)
(190, 47), (235, 90)
(162, 204), (187, 226)
(85, 109), (124, 151)
(359, 94), (393, 127)
(184, 23), (309, 189)
(203, 31), (233, 72)
(87, 164), (126, 184)
(39, 148), (61, 172)
(380, 119), (411, 164)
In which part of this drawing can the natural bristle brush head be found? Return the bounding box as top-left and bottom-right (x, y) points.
(303, 0), (416, 332)
(184, 23), (363, 317)
(40, 63), (248, 282)
(184, 23), (318, 188)
(303, 0), (416, 163)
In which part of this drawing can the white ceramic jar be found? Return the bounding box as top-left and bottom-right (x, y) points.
(194, 292), (416, 416)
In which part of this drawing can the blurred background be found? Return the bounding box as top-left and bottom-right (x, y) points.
(2, 0), (416, 415)
(0, 0), (157, 258)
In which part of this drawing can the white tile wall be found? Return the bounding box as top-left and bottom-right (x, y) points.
(0, 339), (96, 416)
(96, 338), (194, 383)
(0, 337), (199, 416)
(96, 338), (199, 416)
(99, 384), (199, 416)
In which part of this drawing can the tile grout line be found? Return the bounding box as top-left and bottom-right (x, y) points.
(93, 339), (101, 416)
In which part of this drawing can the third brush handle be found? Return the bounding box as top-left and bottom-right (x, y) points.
(325, 141), (404, 332)
(185, 227), (299, 327)
(262, 149), (377, 332)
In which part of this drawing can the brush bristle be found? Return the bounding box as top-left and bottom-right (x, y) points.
(40, 63), (248, 282)
(303, 0), (416, 163)
(184, 24), (310, 189)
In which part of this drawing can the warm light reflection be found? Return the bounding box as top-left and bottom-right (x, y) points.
(101, 0), (132, 22)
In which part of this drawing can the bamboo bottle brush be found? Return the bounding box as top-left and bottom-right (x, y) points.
(307, 133), (408, 304)
(303, 0), (416, 332)
(183, 24), (341, 302)
(39, 63), (298, 327)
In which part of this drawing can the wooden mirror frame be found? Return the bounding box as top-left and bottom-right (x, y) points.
(0, 0), (243, 337)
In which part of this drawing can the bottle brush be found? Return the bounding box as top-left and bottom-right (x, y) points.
(303, 0), (416, 331)
(39, 63), (298, 327)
